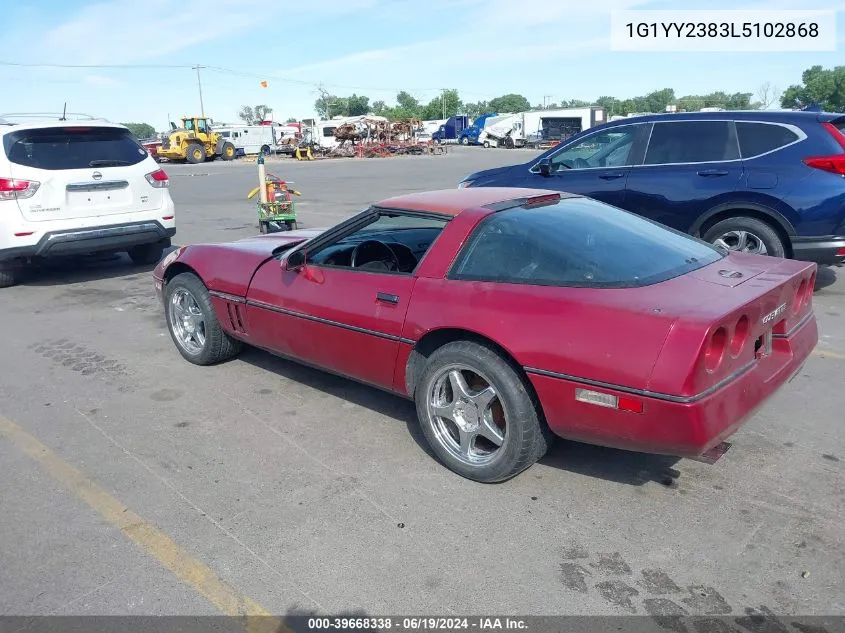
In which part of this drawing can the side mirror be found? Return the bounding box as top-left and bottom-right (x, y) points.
(537, 158), (552, 177)
(285, 249), (306, 271)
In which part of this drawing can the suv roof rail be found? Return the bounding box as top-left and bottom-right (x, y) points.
(0, 112), (110, 123)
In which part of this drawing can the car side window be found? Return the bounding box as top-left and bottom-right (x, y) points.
(306, 212), (449, 274)
(549, 124), (639, 172)
(644, 121), (739, 165)
(197, 119), (209, 134)
(736, 122), (800, 158)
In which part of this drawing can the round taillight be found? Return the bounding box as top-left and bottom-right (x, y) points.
(704, 327), (728, 373)
(730, 316), (749, 357)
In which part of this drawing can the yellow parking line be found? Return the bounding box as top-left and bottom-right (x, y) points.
(0, 415), (287, 633)
(812, 348), (845, 361)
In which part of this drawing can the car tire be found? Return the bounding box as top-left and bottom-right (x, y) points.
(164, 272), (243, 366)
(128, 242), (165, 265)
(702, 216), (786, 258)
(414, 340), (552, 483)
(186, 143), (206, 164)
(0, 265), (20, 289)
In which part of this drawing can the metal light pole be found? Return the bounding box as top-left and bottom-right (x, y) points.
(193, 65), (205, 116)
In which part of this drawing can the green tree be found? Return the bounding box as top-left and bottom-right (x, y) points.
(314, 93), (343, 118)
(122, 122), (156, 138)
(371, 100), (387, 115)
(237, 105), (272, 124)
(464, 101), (489, 120)
(595, 96), (619, 115)
(345, 94), (370, 116)
(487, 93), (531, 113)
(781, 65), (845, 111)
(285, 117), (297, 123)
(420, 89), (462, 120)
(559, 98), (592, 108)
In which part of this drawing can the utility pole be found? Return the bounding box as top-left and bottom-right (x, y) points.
(543, 95), (552, 109)
(442, 89), (447, 119)
(193, 65), (205, 116)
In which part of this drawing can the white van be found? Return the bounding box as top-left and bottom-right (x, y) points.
(0, 115), (176, 288)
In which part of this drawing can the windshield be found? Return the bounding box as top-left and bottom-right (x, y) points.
(450, 197), (724, 288)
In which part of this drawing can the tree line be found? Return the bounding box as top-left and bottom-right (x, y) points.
(312, 64), (845, 121)
(126, 65), (845, 135)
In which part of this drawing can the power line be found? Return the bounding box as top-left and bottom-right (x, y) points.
(0, 59), (502, 100)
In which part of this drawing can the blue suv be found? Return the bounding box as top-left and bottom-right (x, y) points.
(458, 111), (845, 265)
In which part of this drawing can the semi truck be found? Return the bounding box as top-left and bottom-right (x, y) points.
(431, 115), (469, 143)
(456, 112), (500, 145)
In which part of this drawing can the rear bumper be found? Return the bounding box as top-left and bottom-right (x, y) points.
(791, 235), (845, 265)
(0, 220), (176, 262)
(527, 313), (818, 458)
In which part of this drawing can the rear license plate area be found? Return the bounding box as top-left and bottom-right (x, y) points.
(754, 329), (773, 359)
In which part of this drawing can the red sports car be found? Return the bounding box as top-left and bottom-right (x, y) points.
(153, 188), (818, 482)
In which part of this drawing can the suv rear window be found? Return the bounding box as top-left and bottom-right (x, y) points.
(450, 197), (723, 288)
(644, 120), (740, 165)
(3, 126), (147, 170)
(736, 122), (800, 157)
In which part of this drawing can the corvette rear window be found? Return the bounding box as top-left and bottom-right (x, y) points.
(449, 198), (723, 288)
(3, 126), (147, 170)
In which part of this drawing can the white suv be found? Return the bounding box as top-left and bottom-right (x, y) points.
(0, 115), (176, 288)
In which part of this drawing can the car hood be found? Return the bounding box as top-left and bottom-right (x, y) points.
(213, 228), (326, 257)
(155, 228), (327, 297)
(459, 164), (518, 187)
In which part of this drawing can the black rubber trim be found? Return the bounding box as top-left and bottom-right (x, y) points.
(0, 220), (175, 261)
(790, 235), (845, 265)
(246, 299), (416, 345)
(209, 290), (246, 304)
(772, 310), (814, 339)
(524, 360), (757, 404)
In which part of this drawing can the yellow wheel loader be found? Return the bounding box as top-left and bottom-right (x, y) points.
(156, 116), (237, 164)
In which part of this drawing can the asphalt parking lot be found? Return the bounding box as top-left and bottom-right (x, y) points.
(1, 147), (844, 622)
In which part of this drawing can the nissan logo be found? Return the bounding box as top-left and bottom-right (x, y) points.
(92, 171), (103, 181)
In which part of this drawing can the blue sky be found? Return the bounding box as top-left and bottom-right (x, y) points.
(1, 0), (843, 131)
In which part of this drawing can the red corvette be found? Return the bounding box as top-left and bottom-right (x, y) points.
(153, 187), (817, 482)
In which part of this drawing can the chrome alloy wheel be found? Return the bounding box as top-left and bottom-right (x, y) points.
(425, 364), (508, 466)
(168, 288), (207, 355)
(713, 230), (768, 255)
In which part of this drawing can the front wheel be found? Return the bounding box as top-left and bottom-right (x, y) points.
(220, 141), (236, 160)
(701, 216), (786, 258)
(415, 340), (551, 483)
(164, 272), (243, 365)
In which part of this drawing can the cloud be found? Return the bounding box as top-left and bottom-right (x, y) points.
(31, 0), (382, 65)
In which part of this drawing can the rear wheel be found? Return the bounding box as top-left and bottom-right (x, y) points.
(164, 272), (242, 365)
(127, 242), (164, 265)
(186, 143), (206, 164)
(702, 216), (786, 258)
(0, 265), (20, 289)
(415, 340), (552, 483)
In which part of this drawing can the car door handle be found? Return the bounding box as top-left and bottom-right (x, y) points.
(599, 172), (626, 180)
(697, 169), (729, 177)
(376, 292), (399, 305)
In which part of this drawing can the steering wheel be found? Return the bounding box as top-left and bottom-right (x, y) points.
(350, 239), (401, 271)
